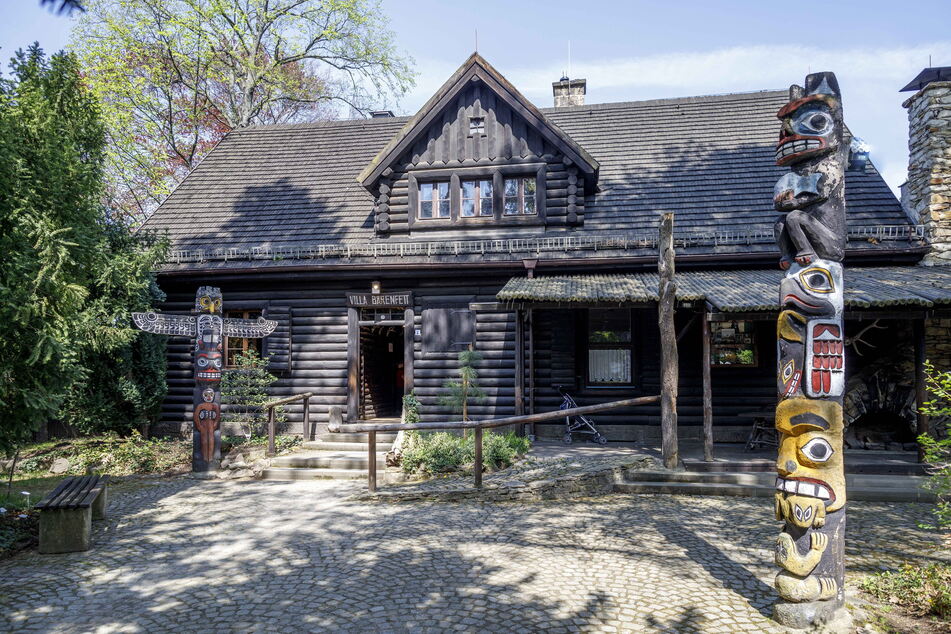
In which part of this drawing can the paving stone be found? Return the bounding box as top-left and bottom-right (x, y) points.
(0, 476), (946, 632)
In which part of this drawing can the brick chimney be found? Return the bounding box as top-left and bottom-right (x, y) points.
(553, 76), (586, 107)
(902, 67), (951, 265)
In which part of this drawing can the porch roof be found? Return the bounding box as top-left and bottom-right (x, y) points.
(497, 266), (951, 312)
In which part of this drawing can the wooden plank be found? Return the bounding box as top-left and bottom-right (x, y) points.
(701, 308), (714, 461)
(404, 307), (415, 395)
(78, 475), (107, 508)
(347, 307), (360, 421)
(34, 477), (75, 510)
(914, 318), (929, 463)
(658, 213), (679, 469)
(515, 308), (525, 419)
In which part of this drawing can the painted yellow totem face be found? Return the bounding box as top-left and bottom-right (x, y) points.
(775, 397), (846, 528)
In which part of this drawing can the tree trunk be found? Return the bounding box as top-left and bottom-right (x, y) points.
(658, 213), (679, 469)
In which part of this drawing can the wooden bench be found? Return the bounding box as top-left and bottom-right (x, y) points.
(35, 475), (109, 554)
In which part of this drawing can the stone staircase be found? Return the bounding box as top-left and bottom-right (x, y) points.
(261, 431), (396, 481)
(612, 469), (936, 503)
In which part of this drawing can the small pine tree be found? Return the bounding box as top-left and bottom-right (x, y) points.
(920, 361), (951, 533)
(439, 348), (487, 434)
(220, 349), (283, 437)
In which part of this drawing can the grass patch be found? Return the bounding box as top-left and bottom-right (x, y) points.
(401, 430), (530, 476)
(861, 563), (951, 620)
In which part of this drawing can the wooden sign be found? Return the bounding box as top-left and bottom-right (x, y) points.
(346, 291), (412, 308)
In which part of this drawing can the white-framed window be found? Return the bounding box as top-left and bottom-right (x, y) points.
(460, 179), (494, 217)
(419, 181), (450, 219)
(503, 177), (537, 215)
(469, 116), (485, 135)
(586, 309), (633, 385)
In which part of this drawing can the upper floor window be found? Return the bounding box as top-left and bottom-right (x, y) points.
(461, 179), (494, 217)
(503, 177), (536, 215)
(469, 116), (485, 135)
(419, 181), (450, 219)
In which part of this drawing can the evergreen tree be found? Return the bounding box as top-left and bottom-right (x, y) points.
(439, 348), (487, 429)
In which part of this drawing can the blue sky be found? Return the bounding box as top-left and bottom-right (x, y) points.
(3, 0), (951, 194)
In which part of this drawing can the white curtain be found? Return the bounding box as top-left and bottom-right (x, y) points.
(588, 349), (631, 383)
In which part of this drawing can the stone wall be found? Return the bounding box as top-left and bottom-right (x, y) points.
(903, 81), (951, 266)
(926, 317), (951, 371)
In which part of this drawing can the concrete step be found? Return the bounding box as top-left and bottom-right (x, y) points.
(310, 432), (398, 444)
(684, 459), (926, 476)
(270, 451), (385, 470)
(623, 470), (930, 490)
(261, 467), (383, 481)
(613, 478), (935, 503)
(302, 440), (393, 452)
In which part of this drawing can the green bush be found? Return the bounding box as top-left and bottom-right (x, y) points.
(13, 433), (189, 476)
(220, 350), (283, 435)
(402, 391), (421, 424)
(861, 563), (951, 619)
(400, 429), (531, 476)
(222, 435), (300, 455)
(919, 361), (951, 533)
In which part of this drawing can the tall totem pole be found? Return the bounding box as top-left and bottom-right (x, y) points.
(771, 73), (849, 629)
(133, 287), (277, 472)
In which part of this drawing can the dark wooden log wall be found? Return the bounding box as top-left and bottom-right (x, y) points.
(155, 275), (776, 441)
(374, 79), (584, 235)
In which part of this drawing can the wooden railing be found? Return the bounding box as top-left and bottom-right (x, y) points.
(328, 394), (661, 492)
(264, 392), (315, 456)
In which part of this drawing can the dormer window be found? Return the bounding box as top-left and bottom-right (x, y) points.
(461, 179), (494, 217)
(469, 116), (485, 135)
(503, 177), (537, 215)
(419, 181), (450, 219)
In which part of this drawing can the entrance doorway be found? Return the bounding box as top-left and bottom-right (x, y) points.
(359, 325), (404, 419)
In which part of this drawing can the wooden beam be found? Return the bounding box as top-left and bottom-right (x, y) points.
(658, 213), (679, 469)
(515, 308), (525, 421)
(528, 309), (535, 420)
(914, 318), (930, 463)
(404, 307), (415, 395)
(347, 307), (359, 421)
(701, 308), (714, 461)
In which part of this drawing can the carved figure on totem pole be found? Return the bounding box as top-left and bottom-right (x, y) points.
(132, 287), (276, 472)
(772, 72), (849, 629)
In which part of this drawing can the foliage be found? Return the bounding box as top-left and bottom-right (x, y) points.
(0, 45), (168, 451)
(221, 434), (299, 455)
(861, 563), (951, 619)
(402, 391), (421, 424)
(919, 361), (951, 533)
(72, 0), (416, 222)
(220, 349), (282, 436)
(400, 430), (530, 476)
(439, 349), (487, 423)
(12, 433), (190, 476)
(0, 508), (38, 559)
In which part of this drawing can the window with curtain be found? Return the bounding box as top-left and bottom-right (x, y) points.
(586, 309), (632, 385)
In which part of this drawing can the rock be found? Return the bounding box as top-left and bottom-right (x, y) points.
(50, 458), (71, 475)
(231, 468), (254, 479)
(220, 456), (232, 469)
(251, 459), (268, 473)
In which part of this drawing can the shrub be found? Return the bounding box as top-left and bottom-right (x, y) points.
(861, 563), (951, 619)
(400, 429), (531, 476)
(220, 349), (283, 436)
(12, 433), (189, 476)
(920, 361), (951, 532)
(402, 391), (421, 424)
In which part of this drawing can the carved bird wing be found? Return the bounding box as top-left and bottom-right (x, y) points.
(132, 312), (196, 337)
(223, 317), (278, 339)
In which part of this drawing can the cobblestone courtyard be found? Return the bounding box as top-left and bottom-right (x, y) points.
(1, 477), (946, 633)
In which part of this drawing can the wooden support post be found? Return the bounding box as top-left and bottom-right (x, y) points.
(914, 318), (930, 463)
(515, 309), (526, 425)
(347, 307), (360, 421)
(474, 426), (483, 489)
(701, 308), (714, 461)
(368, 430), (377, 493)
(658, 213), (679, 470)
(302, 396), (311, 442)
(404, 307), (415, 395)
(267, 406), (276, 457)
(528, 308), (536, 428)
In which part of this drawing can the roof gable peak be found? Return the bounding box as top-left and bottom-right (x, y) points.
(357, 53), (599, 188)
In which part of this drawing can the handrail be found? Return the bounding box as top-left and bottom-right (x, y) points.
(265, 392), (315, 456)
(327, 394), (661, 492)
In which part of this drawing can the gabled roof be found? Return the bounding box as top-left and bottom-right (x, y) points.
(357, 53), (600, 189)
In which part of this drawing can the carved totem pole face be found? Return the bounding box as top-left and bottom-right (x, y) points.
(771, 73), (847, 623)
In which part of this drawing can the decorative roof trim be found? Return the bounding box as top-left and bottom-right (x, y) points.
(357, 53), (600, 189)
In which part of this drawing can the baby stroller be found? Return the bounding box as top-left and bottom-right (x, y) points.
(556, 386), (608, 445)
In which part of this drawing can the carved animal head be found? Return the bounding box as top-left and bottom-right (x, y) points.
(775, 397), (846, 525)
(195, 286), (223, 314)
(775, 72), (842, 168)
(779, 261), (841, 318)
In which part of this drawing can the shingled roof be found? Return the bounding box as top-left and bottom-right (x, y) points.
(142, 82), (915, 270)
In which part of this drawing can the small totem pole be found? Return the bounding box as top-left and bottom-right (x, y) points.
(771, 72), (849, 628)
(133, 287), (277, 472)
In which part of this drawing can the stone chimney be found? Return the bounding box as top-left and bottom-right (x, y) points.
(553, 76), (586, 107)
(902, 67), (951, 265)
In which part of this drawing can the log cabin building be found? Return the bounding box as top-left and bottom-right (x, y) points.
(142, 55), (951, 448)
